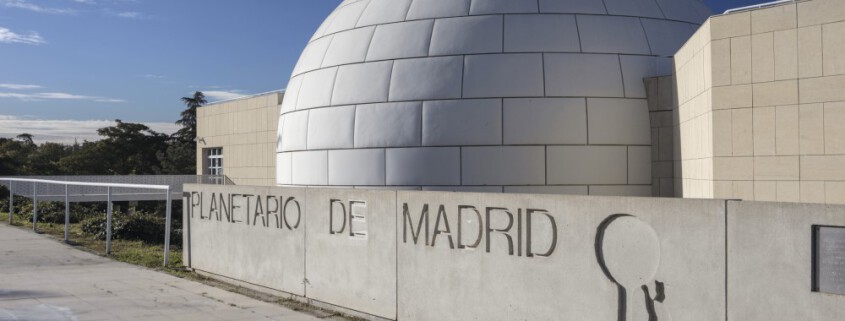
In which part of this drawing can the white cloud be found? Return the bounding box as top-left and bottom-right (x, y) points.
(73, 0), (96, 4)
(116, 11), (140, 18)
(0, 91), (125, 103)
(0, 0), (75, 14)
(0, 83), (41, 90)
(0, 27), (46, 45)
(204, 90), (245, 102)
(0, 115), (179, 144)
(143, 74), (165, 79)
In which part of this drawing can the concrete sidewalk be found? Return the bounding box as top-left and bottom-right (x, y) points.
(0, 224), (322, 321)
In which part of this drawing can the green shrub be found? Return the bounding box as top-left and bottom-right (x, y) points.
(18, 201), (86, 224)
(80, 211), (181, 245)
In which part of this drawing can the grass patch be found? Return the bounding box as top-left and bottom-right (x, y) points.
(3, 211), (186, 274)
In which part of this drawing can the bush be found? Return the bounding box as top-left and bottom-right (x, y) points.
(80, 211), (181, 245)
(13, 201), (107, 225)
(17, 201), (91, 224)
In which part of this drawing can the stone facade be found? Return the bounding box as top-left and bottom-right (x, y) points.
(646, 75), (678, 197)
(276, 0), (710, 195)
(675, 0), (845, 204)
(196, 92), (282, 186)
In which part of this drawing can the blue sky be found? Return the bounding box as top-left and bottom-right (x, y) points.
(0, 0), (768, 143)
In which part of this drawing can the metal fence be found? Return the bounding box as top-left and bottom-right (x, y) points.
(0, 175), (233, 266)
(0, 175), (232, 202)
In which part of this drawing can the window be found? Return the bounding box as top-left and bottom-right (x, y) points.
(206, 148), (223, 176)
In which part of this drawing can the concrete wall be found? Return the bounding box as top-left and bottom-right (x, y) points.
(728, 201), (845, 320)
(183, 184), (845, 320)
(196, 92), (282, 186)
(674, 0), (845, 204)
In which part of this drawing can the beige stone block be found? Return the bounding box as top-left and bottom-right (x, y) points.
(823, 21), (845, 76)
(714, 180), (733, 199)
(731, 36), (752, 84)
(588, 185), (652, 197)
(657, 76), (675, 111)
(776, 181), (800, 202)
(658, 127), (674, 161)
(753, 80), (798, 107)
(824, 102), (845, 154)
(651, 128), (659, 158)
(773, 29), (798, 80)
(711, 39), (732, 87)
(776, 105), (799, 155)
(650, 110), (673, 128)
(754, 181), (777, 201)
(754, 156), (799, 181)
(713, 109), (733, 157)
(733, 181), (755, 200)
(800, 104), (825, 155)
(646, 78), (659, 111)
(754, 107), (776, 156)
(652, 161), (673, 179)
(658, 178), (674, 197)
(628, 146), (651, 185)
(704, 49), (713, 90)
(801, 155), (845, 180)
(712, 11), (751, 39)
(801, 181), (826, 203)
(732, 108), (753, 156)
(712, 85), (753, 110)
(752, 3), (797, 34)
(714, 156), (754, 180)
(752, 33), (775, 83)
(798, 25), (823, 78)
(798, 0), (845, 27)
(800, 74), (845, 103)
(825, 182), (845, 204)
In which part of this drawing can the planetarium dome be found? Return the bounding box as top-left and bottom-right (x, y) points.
(277, 0), (712, 195)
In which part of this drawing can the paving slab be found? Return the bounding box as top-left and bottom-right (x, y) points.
(0, 224), (323, 321)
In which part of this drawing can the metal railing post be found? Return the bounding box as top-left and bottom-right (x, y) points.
(106, 187), (112, 255)
(163, 187), (172, 267)
(32, 183), (37, 232)
(8, 181), (12, 225)
(64, 184), (70, 243)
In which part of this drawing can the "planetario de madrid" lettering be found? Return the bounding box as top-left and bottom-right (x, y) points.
(189, 192), (560, 258)
(189, 192), (301, 229)
(400, 204), (557, 257)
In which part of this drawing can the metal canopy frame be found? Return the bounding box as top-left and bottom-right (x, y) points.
(1, 177), (175, 266)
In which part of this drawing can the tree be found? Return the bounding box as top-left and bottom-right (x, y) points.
(16, 133), (34, 145)
(0, 138), (27, 175)
(176, 91), (206, 142)
(26, 142), (71, 175)
(157, 91), (205, 175)
(60, 120), (168, 175)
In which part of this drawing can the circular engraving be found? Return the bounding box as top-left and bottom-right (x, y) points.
(599, 215), (661, 289)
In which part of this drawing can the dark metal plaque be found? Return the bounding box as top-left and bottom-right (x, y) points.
(814, 226), (845, 295)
